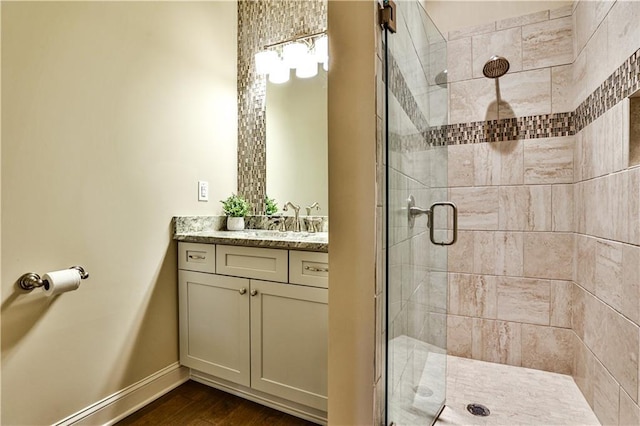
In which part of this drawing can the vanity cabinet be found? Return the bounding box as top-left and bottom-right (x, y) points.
(177, 242), (328, 415)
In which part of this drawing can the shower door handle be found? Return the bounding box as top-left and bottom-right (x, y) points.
(407, 195), (458, 246)
(429, 202), (457, 246)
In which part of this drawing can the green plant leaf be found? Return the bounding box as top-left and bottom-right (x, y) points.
(220, 193), (250, 217)
(264, 195), (278, 215)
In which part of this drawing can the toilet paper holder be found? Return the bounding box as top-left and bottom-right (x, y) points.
(18, 266), (89, 291)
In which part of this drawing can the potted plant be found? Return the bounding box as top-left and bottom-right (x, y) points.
(221, 193), (250, 231)
(264, 195), (278, 216)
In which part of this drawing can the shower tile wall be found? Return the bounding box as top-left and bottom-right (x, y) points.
(572, 1), (640, 424)
(445, 5), (576, 374)
(445, 1), (640, 424)
(448, 11), (572, 124)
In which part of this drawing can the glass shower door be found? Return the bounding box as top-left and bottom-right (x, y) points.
(383, 1), (450, 425)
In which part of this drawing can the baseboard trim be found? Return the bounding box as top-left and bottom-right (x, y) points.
(55, 362), (190, 426)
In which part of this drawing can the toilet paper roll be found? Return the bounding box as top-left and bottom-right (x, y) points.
(43, 269), (82, 297)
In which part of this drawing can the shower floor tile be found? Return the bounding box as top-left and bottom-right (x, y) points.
(437, 356), (600, 426)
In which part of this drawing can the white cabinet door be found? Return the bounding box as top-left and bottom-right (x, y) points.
(250, 280), (328, 411)
(179, 270), (250, 386)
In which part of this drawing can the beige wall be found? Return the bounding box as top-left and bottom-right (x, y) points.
(328, 1), (377, 424)
(1, 2), (237, 424)
(425, 0), (572, 35)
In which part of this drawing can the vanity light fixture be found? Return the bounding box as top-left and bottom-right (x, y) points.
(255, 50), (278, 75)
(283, 42), (307, 69)
(254, 30), (328, 84)
(296, 52), (318, 79)
(268, 60), (290, 84)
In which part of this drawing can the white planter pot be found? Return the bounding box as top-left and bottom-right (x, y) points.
(227, 217), (245, 231)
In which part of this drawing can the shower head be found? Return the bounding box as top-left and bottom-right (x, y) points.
(482, 55), (510, 78)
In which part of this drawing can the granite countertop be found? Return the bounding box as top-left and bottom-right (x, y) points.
(174, 229), (329, 252)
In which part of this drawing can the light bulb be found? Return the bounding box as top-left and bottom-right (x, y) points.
(283, 42), (307, 69)
(255, 50), (278, 75)
(296, 53), (318, 79)
(314, 35), (328, 63)
(269, 60), (290, 84)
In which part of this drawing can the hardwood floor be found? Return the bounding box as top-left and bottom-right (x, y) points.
(116, 380), (319, 426)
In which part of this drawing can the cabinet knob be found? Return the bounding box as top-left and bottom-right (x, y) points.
(239, 288), (247, 295)
(250, 289), (258, 297)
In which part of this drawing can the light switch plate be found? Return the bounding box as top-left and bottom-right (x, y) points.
(198, 181), (209, 201)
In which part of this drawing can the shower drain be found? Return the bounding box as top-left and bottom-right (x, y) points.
(467, 403), (491, 417)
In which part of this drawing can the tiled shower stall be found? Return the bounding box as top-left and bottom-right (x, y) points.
(375, 0), (640, 424)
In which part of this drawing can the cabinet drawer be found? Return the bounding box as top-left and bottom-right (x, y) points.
(178, 242), (215, 273)
(216, 245), (288, 282)
(289, 251), (328, 288)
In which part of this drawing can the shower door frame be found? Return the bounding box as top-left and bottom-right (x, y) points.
(381, 1), (450, 424)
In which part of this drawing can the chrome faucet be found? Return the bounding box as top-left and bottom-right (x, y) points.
(283, 202), (301, 232)
(305, 202), (320, 216)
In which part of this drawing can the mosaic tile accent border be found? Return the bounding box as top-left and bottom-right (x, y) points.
(386, 44), (639, 150)
(574, 48), (640, 132)
(385, 47), (430, 133)
(237, 0), (326, 213)
(424, 112), (574, 146)
(388, 131), (425, 154)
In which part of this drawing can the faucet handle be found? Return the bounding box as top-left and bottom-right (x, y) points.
(305, 202), (320, 216)
(304, 216), (323, 233)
